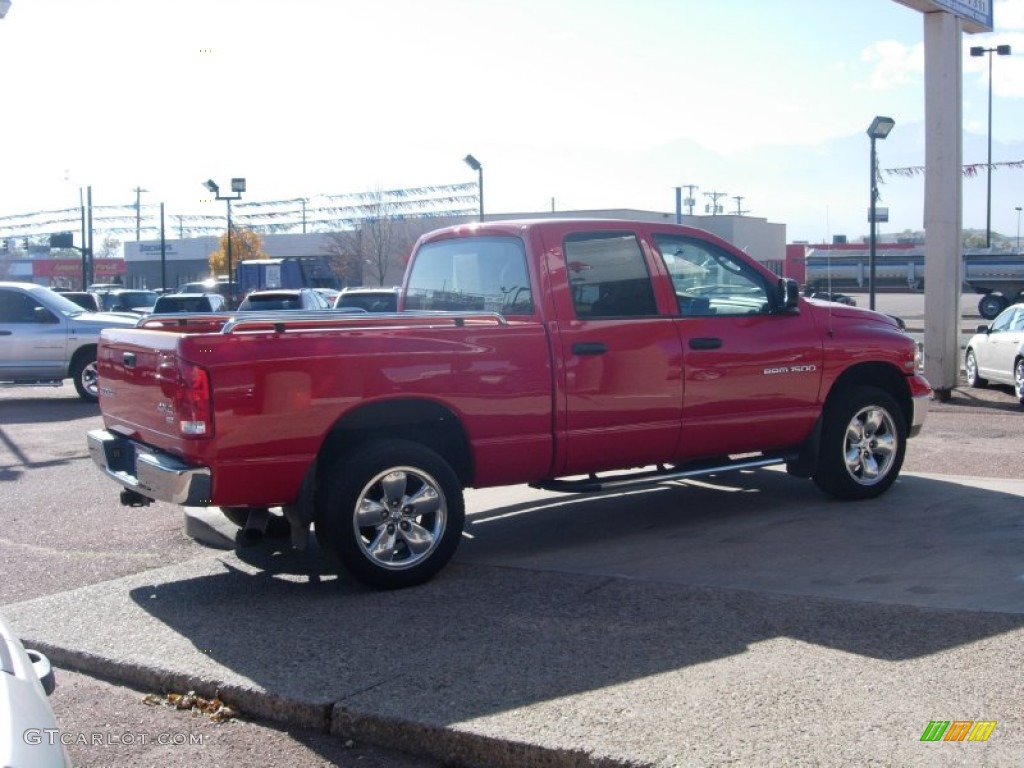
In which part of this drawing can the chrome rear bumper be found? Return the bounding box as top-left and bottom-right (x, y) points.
(87, 429), (211, 506)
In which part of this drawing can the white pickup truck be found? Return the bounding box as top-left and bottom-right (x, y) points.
(0, 281), (138, 402)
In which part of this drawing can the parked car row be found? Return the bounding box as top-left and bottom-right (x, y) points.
(58, 284), (402, 316)
(56, 287), (158, 315)
(2, 281), (405, 402)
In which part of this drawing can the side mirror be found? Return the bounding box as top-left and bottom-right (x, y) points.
(776, 278), (800, 313)
(977, 324), (991, 335)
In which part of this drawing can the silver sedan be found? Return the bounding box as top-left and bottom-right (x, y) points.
(964, 302), (1024, 406)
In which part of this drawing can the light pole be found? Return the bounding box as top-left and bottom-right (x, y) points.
(134, 186), (148, 241)
(970, 44), (1011, 249)
(1016, 206), (1022, 253)
(867, 116), (895, 312)
(463, 154), (484, 222)
(203, 177), (246, 296)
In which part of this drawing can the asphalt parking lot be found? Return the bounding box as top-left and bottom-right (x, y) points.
(2, 292), (1023, 767)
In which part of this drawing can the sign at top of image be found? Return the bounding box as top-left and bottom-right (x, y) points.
(893, 0), (993, 33)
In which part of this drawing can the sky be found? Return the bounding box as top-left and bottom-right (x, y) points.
(1, 0), (1024, 245)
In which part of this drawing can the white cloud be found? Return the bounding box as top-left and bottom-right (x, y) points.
(995, 0), (1024, 29)
(859, 40), (925, 89)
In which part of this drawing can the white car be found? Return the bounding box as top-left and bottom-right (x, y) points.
(0, 612), (70, 767)
(333, 286), (400, 312)
(964, 302), (1024, 406)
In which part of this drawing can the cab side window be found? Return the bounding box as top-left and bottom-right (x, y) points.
(652, 234), (769, 317)
(1011, 309), (1024, 332)
(990, 307), (1017, 332)
(0, 290), (50, 323)
(567, 232), (657, 319)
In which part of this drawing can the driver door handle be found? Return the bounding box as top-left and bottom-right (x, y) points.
(572, 342), (607, 356)
(689, 337), (722, 350)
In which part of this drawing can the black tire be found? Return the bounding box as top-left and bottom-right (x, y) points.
(978, 294), (1007, 321)
(813, 386), (906, 500)
(964, 349), (988, 388)
(317, 439), (465, 589)
(71, 348), (99, 403)
(1015, 358), (1024, 407)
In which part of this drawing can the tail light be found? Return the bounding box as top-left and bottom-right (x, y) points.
(174, 360), (213, 437)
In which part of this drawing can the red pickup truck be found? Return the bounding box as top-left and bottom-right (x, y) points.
(88, 219), (930, 588)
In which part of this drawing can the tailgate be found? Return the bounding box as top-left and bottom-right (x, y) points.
(97, 327), (190, 441)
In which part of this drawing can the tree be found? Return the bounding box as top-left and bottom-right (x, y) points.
(207, 227), (268, 277)
(322, 232), (364, 287)
(322, 189), (419, 287)
(96, 235), (121, 260)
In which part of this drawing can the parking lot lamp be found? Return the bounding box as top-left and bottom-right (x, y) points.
(970, 44), (1011, 249)
(867, 116), (895, 311)
(203, 177), (246, 289)
(463, 154), (484, 222)
(1016, 206), (1022, 253)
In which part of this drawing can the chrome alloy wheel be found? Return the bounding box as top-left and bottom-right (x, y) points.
(843, 404), (898, 486)
(965, 350), (980, 387)
(82, 360), (100, 398)
(352, 466), (447, 571)
(1015, 359), (1024, 404)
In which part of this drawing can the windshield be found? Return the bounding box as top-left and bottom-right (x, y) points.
(100, 291), (158, 311)
(121, 291), (158, 308)
(42, 289), (94, 317)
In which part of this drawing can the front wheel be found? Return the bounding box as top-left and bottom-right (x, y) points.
(317, 439), (465, 589)
(1015, 359), (1024, 406)
(813, 387), (906, 500)
(965, 349), (988, 388)
(71, 348), (99, 403)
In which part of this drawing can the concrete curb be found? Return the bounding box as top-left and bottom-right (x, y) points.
(28, 637), (639, 768)
(25, 641), (332, 732)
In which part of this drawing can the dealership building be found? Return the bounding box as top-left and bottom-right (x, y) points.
(118, 209), (787, 291)
(1, 207), (787, 291)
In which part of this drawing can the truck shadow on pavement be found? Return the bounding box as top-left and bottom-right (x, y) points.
(113, 469), (1024, 730)
(0, 394), (99, 480)
(0, 393), (98, 424)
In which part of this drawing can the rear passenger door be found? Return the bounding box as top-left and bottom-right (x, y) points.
(547, 229), (685, 476)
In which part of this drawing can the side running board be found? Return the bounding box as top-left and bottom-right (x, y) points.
(530, 452), (799, 494)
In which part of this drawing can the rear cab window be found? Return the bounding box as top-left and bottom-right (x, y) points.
(405, 236), (533, 315)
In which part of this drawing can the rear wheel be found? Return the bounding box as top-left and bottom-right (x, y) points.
(978, 294), (1008, 320)
(71, 349), (99, 403)
(813, 387), (906, 500)
(965, 349), (988, 388)
(317, 439), (464, 589)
